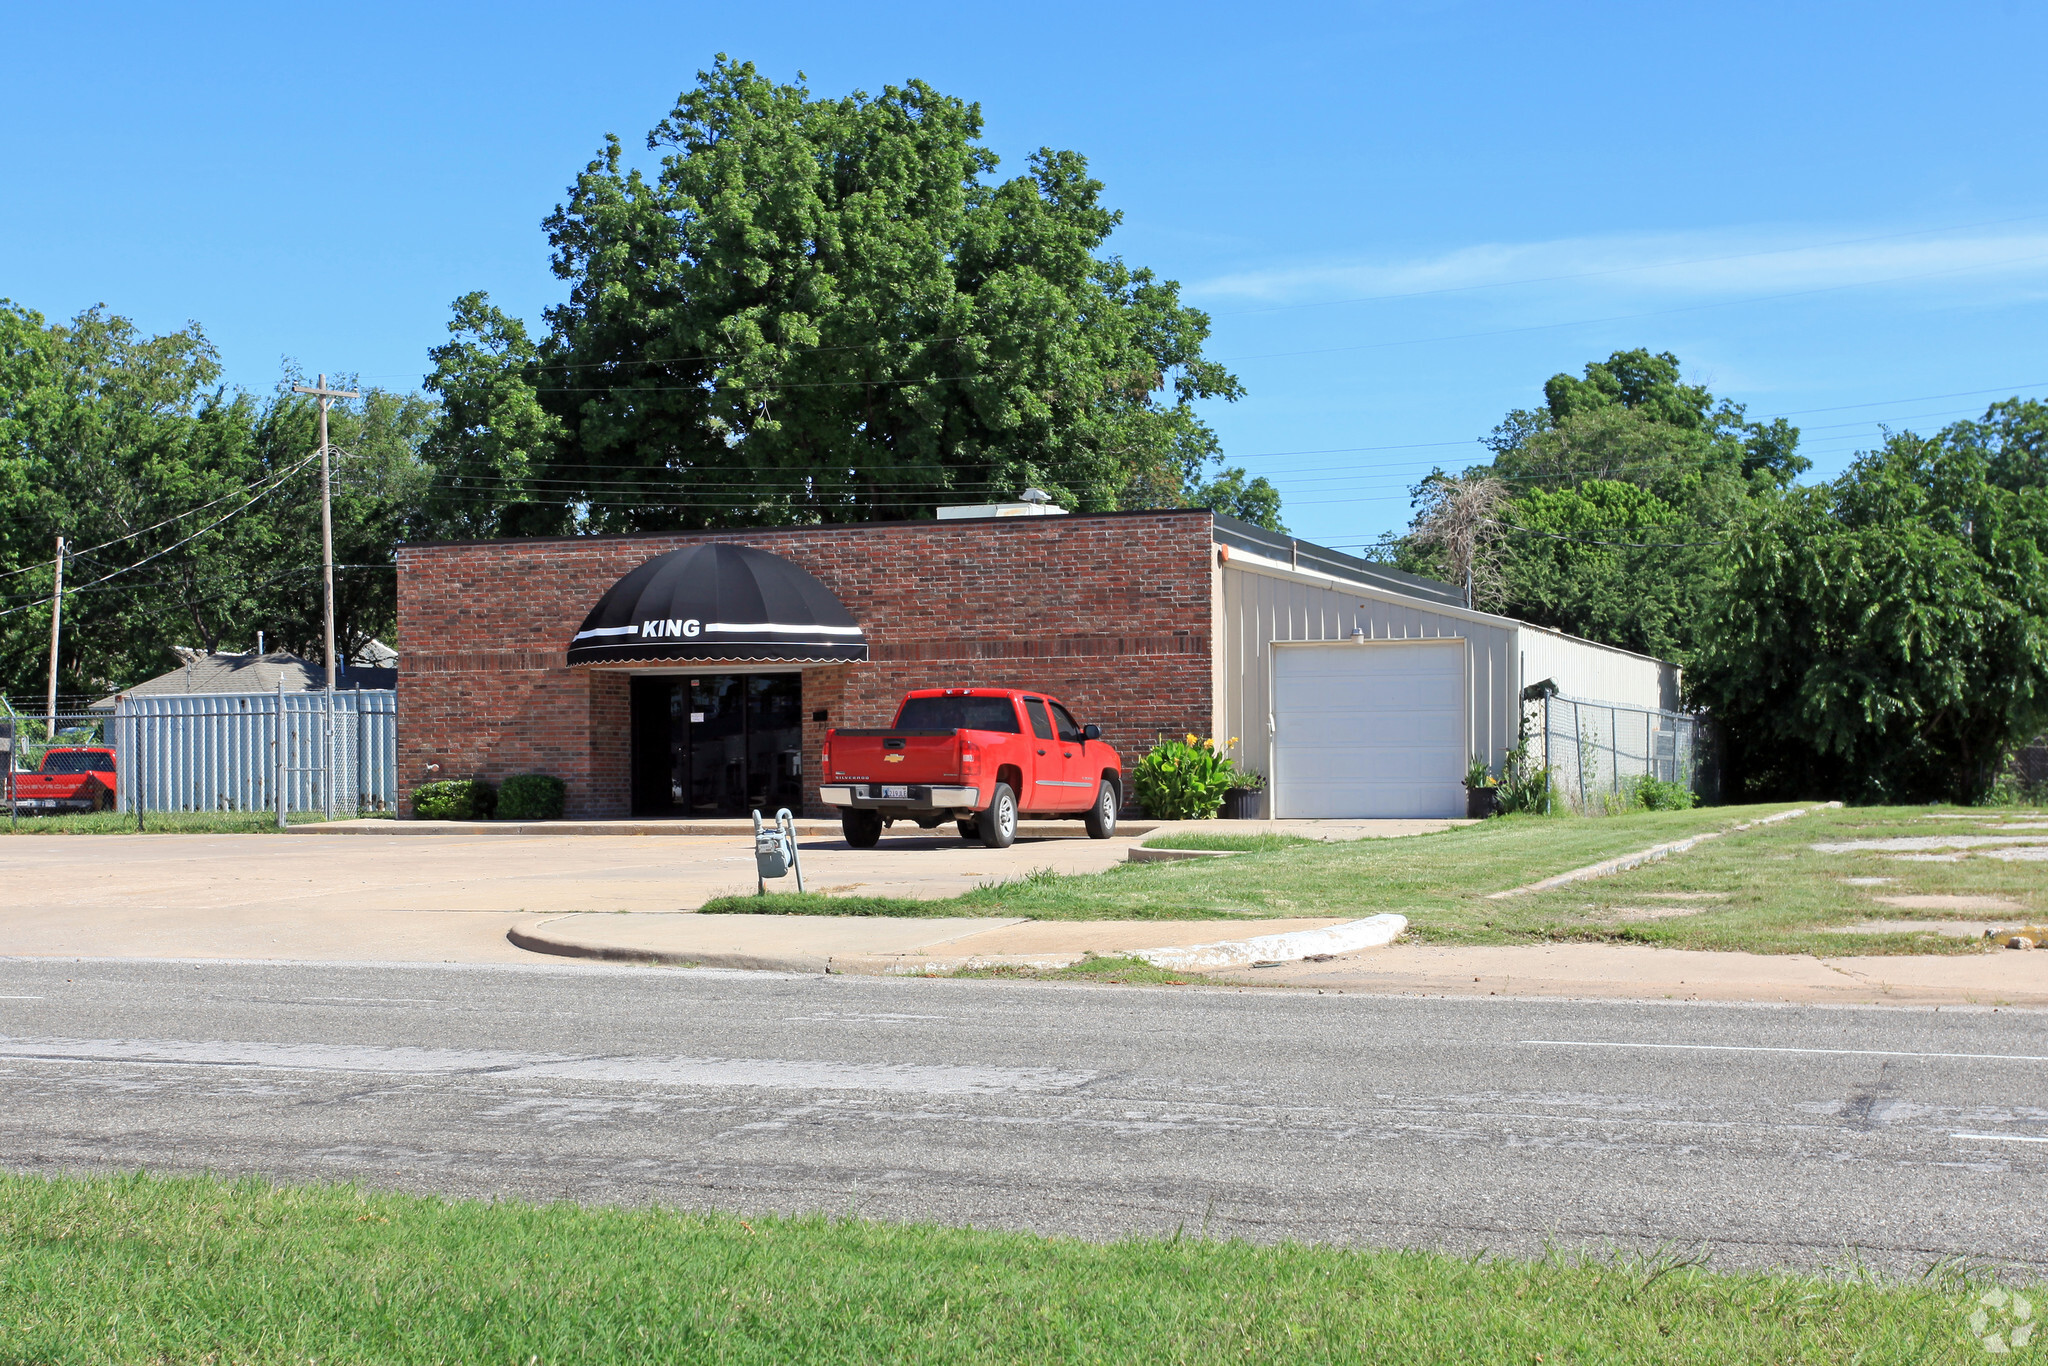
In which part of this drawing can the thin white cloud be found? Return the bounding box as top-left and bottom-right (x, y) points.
(1191, 224), (2048, 307)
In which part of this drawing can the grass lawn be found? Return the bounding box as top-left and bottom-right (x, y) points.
(705, 803), (2047, 953)
(0, 1171), (2019, 1365)
(1141, 831), (1322, 852)
(0, 809), (386, 834)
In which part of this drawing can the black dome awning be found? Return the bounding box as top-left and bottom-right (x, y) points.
(567, 543), (868, 666)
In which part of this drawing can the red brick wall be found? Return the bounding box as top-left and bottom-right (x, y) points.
(395, 511), (1218, 817)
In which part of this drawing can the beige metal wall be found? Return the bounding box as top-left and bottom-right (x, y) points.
(1217, 560), (1520, 786)
(1515, 625), (1682, 713)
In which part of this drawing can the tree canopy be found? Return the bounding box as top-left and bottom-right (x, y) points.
(1691, 421), (2048, 803)
(1400, 348), (1807, 664)
(429, 57), (1277, 532)
(0, 300), (433, 700)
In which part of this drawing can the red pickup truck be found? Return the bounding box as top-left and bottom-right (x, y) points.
(820, 689), (1123, 849)
(12, 746), (118, 814)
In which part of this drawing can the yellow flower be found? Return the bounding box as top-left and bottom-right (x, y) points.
(1184, 732), (1197, 745)
(1203, 737), (1215, 748)
(1228, 737), (1239, 746)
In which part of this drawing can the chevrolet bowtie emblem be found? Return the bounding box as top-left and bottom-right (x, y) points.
(884, 754), (905, 763)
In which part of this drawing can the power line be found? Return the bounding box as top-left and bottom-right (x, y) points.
(0, 453), (320, 622)
(0, 456), (325, 584)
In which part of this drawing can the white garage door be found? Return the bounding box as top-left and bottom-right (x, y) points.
(1272, 640), (1467, 818)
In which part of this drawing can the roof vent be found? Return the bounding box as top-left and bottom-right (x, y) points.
(935, 499), (1067, 520)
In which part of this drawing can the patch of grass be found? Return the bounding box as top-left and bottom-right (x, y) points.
(948, 952), (1195, 985)
(0, 1170), (2017, 1364)
(700, 891), (943, 917)
(1141, 831), (1321, 852)
(716, 803), (2047, 952)
(0, 809), (383, 834)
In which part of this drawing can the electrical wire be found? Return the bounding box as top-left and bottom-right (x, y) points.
(0, 453), (321, 621)
(0, 453), (323, 584)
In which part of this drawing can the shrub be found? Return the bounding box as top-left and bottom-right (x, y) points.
(1631, 774), (1698, 811)
(1495, 738), (1555, 815)
(1131, 733), (1241, 820)
(411, 778), (497, 820)
(497, 774), (566, 820)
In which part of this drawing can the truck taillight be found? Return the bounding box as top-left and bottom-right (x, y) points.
(960, 742), (978, 767)
(820, 743), (831, 773)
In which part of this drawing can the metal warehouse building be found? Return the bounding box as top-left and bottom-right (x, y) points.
(394, 507), (1683, 821)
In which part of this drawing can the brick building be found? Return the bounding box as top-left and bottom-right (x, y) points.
(395, 507), (1681, 820)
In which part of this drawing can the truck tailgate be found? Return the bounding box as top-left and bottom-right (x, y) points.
(826, 729), (962, 782)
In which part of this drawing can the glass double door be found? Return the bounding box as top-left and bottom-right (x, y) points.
(630, 673), (804, 817)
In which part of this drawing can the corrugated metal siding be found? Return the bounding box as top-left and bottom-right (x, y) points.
(1219, 564), (1518, 786)
(1515, 627), (1681, 713)
(111, 691), (397, 814)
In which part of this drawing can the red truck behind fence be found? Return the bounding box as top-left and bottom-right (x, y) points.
(12, 746), (118, 815)
(820, 689), (1124, 848)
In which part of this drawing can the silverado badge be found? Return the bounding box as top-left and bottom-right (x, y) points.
(884, 753), (905, 763)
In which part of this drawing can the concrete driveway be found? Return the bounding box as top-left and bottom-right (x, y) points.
(0, 825), (1146, 961)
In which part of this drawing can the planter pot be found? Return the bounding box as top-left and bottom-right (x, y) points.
(1221, 788), (1265, 820)
(1466, 786), (1500, 819)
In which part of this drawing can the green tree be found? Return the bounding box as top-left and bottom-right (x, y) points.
(1691, 426), (2048, 803)
(1402, 349), (1805, 663)
(0, 301), (436, 698)
(430, 57), (1253, 532)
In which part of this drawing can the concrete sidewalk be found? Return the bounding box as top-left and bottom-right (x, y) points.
(505, 909), (2048, 1006)
(507, 910), (1358, 974)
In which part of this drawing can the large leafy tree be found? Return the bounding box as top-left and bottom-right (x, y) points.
(1691, 418), (2048, 803)
(429, 58), (1271, 532)
(0, 301), (434, 699)
(1401, 349), (1805, 664)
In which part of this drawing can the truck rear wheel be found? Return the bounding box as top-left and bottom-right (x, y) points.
(1083, 780), (1119, 839)
(978, 782), (1017, 849)
(841, 808), (883, 848)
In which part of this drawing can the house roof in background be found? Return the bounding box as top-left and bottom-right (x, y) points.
(91, 653), (398, 709)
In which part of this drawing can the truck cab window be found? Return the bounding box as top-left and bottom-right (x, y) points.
(1050, 702), (1085, 744)
(894, 695), (1021, 733)
(1022, 698), (1055, 741)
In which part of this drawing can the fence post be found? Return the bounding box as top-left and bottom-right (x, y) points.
(134, 708), (144, 832)
(274, 679), (287, 829)
(322, 684), (334, 822)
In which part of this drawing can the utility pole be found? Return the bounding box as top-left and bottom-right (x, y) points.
(45, 535), (64, 738)
(291, 374), (359, 821)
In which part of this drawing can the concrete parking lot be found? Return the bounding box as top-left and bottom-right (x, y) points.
(0, 825), (1148, 961)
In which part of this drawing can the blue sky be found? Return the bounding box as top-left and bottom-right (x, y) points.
(6, 0), (2045, 550)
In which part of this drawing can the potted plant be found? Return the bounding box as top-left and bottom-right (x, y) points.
(1464, 755), (1500, 819)
(1221, 768), (1266, 820)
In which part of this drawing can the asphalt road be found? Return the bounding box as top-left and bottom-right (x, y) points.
(2, 956), (2044, 1275)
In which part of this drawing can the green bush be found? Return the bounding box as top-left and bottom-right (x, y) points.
(1495, 738), (1555, 815)
(496, 774), (566, 820)
(1131, 733), (1241, 820)
(410, 778), (497, 820)
(1631, 774), (1698, 810)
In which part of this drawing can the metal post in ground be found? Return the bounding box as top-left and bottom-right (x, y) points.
(274, 678), (287, 830)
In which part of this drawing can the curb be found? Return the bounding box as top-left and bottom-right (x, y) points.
(1132, 914), (1409, 970)
(1126, 846), (1237, 863)
(505, 922), (826, 973)
(1485, 803), (1843, 899)
(298, 819), (1159, 839)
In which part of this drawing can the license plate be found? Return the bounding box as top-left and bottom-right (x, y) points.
(881, 785), (910, 800)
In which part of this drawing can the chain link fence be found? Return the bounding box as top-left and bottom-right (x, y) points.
(1536, 692), (1710, 812)
(4, 691), (395, 817)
